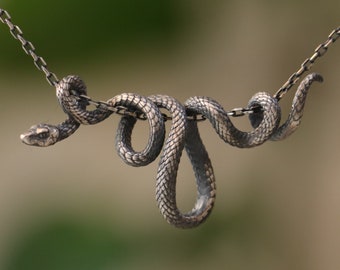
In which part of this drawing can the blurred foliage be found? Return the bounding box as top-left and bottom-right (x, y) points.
(0, 0), (187, 66)
(5, 196), (265, 270)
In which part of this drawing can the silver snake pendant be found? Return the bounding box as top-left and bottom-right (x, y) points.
(20, 73), (323, 228)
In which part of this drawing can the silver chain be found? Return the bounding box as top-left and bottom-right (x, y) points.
(0, 8), (339, 119)
(0, 8), (59, 86)
(274, 26), (340, 101)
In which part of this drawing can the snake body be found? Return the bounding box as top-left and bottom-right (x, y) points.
(20, 73), (323, 228)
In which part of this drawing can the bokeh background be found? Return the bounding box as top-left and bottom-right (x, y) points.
(0, 1), (339, 269)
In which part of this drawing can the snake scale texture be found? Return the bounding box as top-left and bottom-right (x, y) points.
(20, 73), (323, 228)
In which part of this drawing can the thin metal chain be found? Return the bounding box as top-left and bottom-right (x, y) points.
(0, 8), (59, 86)
(274, 26), (340, 101)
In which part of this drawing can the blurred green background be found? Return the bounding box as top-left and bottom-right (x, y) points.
(0, 0), (339, 269)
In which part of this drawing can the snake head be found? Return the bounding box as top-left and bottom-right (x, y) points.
(20, 124), (59, 147)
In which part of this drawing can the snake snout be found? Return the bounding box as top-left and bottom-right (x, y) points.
(20, 124), (59, 147)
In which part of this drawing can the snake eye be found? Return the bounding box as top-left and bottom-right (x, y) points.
(38, 132), (48, 139)
(36, 127), (49, 139)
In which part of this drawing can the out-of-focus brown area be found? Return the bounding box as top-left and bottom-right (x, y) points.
(0, 1), (339, 269)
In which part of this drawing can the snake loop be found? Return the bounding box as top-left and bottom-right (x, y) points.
(149, 95), (216, 228)
(185, 92), (281, 148)
(112, 94), (165, 167)
(56, 75), (112, 125)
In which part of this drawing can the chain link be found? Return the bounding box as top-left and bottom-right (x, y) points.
(0, 8), (59, 86)
(0, 8), (339, 119)
(274, 26), (340, 101)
